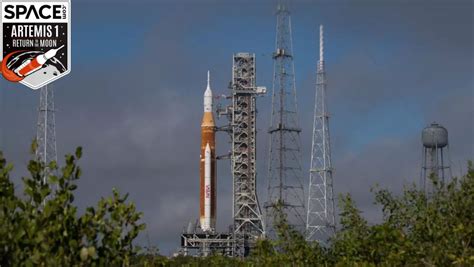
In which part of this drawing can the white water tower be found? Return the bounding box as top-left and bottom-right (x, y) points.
(421, 122), (451, 190)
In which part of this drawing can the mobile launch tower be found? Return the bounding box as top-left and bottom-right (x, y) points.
(228, 53), (266, 256)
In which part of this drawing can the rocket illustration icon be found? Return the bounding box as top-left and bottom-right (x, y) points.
(200, 71), (216, 232)
(14, 45), (64, 77)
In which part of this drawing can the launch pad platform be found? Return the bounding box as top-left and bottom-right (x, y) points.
(180, 232), (234, 257)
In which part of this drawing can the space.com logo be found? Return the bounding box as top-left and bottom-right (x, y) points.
(0, 0), (71, 90)
(3, 4), (67, 20)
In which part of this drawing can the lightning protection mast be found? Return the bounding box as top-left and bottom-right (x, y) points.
(306, 25), (336, 243)
(36, 85), (58, 183)
(265, 3), (306, 235)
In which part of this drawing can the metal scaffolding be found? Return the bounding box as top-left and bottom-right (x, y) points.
(265, 4), (306, 235)
(216, 53), (266, 256)
(306, 25), (336, 243)
(230, 53), (266, 256)
(180, 232), (234, 257)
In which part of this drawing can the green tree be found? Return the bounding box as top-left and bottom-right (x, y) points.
(3, 142), (472, 266)
(148, 164), (474, 266)
(330, 162), (474, 265)
(249, 200), (326, 266)
(0, 143), (145, 266)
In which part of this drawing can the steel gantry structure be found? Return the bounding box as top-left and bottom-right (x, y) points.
(221, 53), (266, 256)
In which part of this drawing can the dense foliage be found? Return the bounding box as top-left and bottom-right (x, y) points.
(0, 143), (472, 266)
(139, 163), (474, 266)
(0, 144), (145, 266)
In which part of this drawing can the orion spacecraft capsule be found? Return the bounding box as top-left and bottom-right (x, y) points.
(200, 71), (216, 232)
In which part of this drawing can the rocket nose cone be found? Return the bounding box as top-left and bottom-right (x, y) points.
(205, 143), (211, 152)
(45, 45), (65, 59)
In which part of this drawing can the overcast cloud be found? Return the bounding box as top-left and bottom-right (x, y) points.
(0, 0), (472, 254)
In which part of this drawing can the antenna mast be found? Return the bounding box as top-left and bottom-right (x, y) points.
(306, 25), (336, 243)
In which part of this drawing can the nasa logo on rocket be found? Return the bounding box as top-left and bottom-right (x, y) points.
(205, 185), (211, 198)
(0, 0), (71, 90)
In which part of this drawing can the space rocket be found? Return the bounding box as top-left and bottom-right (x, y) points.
(200, 71), (216, 232)
(15, 45), (64, 77)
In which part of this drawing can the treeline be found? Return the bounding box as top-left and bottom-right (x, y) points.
(144, 163), (474, 266)
(0, 145), (473, 266)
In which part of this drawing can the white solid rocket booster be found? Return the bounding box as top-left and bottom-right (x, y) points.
(202, 143), (212, 231)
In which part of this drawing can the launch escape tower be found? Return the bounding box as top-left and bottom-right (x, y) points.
(306, 26), (336, 243)
(265, 4), (306, 234)
(421, 122), (451, 191)
(36, 85), (57, 182)
(228, 53), (266, 256)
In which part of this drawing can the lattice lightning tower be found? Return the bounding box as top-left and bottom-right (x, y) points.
(306, 25), (336, 243)
(36, 85), (57, 183)
(265, 3), (306, 234)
